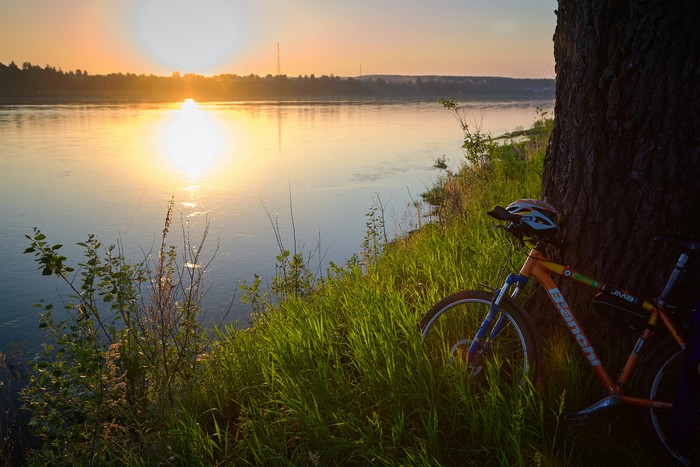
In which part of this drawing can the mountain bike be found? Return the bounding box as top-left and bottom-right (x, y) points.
(420, 199), (699, 465)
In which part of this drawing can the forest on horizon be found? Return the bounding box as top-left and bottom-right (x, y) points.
(0, 61), (554, 101)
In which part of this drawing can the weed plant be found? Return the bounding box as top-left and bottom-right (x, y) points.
(14, 108), (664, 465)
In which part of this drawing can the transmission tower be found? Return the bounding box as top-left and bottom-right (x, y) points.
(277, 43), (281, 75)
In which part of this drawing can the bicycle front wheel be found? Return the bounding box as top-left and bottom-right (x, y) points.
(636, 339), (699, 465)
(420, 290), (540, 385)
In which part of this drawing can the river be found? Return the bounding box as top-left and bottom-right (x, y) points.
(0, 98), (553, 354)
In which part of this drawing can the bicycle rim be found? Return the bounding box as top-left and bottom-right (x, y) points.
(421, 290), (537, 386)
(641, 342), (698, 465)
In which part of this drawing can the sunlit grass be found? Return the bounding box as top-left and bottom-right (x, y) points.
(176, 122), (661, 466)
(164, 128), (579, 465)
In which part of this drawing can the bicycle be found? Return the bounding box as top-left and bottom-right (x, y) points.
(420, 199), (699, 465)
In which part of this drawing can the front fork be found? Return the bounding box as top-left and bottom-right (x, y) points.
(467, 274), (529, 362)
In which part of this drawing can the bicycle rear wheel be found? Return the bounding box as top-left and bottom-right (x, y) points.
(420, 290), (540, 385)
(636, 338), (699, 465)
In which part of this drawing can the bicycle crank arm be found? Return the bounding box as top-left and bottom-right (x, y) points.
(565, 394), (621, 425)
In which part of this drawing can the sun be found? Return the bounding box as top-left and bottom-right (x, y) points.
(161, 99), (224, 180)
(134, 0), (244, 73)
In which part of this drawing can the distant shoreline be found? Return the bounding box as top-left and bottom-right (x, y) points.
(0, 94), (555, 106)
(0, 62), (554, 102)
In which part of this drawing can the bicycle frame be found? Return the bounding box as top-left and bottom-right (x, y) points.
(483, 246), (687, 410)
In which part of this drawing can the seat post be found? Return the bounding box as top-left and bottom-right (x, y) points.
(656, 253), (689, 306)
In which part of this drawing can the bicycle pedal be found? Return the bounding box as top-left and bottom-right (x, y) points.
(564, 413), (591, 426)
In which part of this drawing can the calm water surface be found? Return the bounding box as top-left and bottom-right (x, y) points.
(0, 98), (552, 353)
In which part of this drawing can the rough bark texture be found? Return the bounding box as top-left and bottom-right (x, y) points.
(542, 0), (700, 310)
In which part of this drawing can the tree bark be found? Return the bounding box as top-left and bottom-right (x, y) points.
(542, 0), (700, 311)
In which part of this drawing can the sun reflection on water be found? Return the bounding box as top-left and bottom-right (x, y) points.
(180, 184), (209, 218)
(161, 99), (224, 181)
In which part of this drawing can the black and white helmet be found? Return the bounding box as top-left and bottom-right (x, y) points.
(506, 199), (561, 232)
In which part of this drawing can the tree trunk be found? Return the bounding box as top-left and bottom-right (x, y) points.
(542, 0), (700, 312)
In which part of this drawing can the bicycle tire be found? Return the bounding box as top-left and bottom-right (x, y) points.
(420, 290), (541, 386)
(636, 338), (698, 466)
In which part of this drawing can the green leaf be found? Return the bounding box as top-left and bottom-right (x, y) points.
(23, 247), (35, 254)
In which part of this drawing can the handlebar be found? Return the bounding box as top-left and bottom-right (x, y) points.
(487, 206), (521, 223)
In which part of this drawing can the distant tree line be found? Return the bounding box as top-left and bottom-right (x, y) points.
(0, 61), (554, 101)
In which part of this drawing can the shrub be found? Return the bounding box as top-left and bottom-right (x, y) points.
(21, 198), (210, 463)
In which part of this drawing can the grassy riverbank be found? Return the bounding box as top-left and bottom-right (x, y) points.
(5, 109), (665, 465)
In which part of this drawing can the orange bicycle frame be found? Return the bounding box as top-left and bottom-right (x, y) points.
(519, 248), (686, 409)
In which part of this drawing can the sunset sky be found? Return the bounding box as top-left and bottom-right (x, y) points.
(0, 0), (557, 78)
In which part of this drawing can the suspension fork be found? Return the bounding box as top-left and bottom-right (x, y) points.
(467, 274), (530, 361)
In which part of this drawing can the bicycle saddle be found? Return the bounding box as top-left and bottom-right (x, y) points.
(654, 234), (700, 252)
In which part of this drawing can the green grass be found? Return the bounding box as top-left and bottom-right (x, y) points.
(159, 125), (649, 465)
(16, 114), (668, 465)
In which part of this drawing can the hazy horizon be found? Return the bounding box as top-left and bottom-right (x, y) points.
(0, 0), (556, 80)
(1, 59), (557, 81)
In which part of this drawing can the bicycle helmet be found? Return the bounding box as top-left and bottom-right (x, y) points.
(506, 199), (561, 232)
